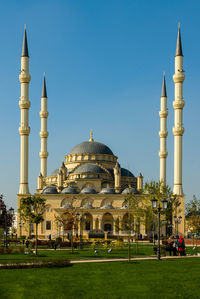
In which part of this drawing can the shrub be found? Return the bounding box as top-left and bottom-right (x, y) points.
(56, 237), (62, 243)
(0, 259), (72, 269)
(90, 241), (96, 249)
(18, 247), (25, 253)
(112, 240), (124, 249)
(0, 247), (5, 254)
(6, 248), (13, 254)
(103, 242), (108, 249)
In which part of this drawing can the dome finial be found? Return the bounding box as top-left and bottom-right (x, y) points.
(89, 129), (94, 142)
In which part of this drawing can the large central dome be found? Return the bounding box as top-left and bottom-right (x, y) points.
(69, 141), (114, 155)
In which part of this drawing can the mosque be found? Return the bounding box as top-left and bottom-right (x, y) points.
(17, 26), (185, 239)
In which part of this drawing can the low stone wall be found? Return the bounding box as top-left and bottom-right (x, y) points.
(185, 239), (200, 245)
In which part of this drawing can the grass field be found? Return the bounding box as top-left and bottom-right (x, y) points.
(0, 245), (153, 263)
(0, 258), (200, 298)
(0, 245), (199, 264)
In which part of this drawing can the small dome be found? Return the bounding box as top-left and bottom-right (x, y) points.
(73, 163), (105, 174)
(80, 187), (97, 194)
(69, 141), (114, 155)
(100, 187), (115, 194)
(122, 187), (138, 194)
(61, 187), (78, 194)
(42, 185), (58, 194)
(121, 168), (135, 178)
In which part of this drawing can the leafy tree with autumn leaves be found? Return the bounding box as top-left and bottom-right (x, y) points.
(54, 209), (79, 252)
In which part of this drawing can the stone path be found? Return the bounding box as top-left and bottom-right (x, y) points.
(71, 255), (200, 264)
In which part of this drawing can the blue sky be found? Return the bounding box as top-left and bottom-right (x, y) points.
(0, 0), (200, 209)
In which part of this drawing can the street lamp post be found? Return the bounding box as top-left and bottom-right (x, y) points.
(150, 198), (168, 260)
(0, 207), (14, 248)
(174, 215), (182, 236)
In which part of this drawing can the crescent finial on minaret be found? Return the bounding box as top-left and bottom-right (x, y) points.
(22, 26), (29, 57)
(89, 129), (94, 142)
(175, 23), (183, 57)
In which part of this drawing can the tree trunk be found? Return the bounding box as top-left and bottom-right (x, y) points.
(71, 228), (74, 253)
(128, 233), (131, 262)
(35, 224), (38, 256)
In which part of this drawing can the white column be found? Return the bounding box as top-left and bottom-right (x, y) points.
(40, 75), (49, 177)
(173, 50), (185, 195)
(159, 76), (168, 185)
(19, 38), (31, 195)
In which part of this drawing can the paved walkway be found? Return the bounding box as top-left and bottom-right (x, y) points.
(71, 255), (200, 264)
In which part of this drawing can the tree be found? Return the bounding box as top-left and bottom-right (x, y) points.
(186, 195), (200, 239)
(144, 181), (181, 237)
(55, 209), (79, 252)
(0, 195), (14, 248)
(54, 215), (65, 240)
(122, 192), (149, 261)
(18, 196), (46, 255)
(0, 195), (14, 229)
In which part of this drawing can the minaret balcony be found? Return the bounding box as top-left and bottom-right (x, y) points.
(173, 126), (184, 136)
(40, 151), (49, 158)
(159, 110), (168, 118)
(19, 100), (31, 109)
(159, 131), (168, 138)
(159, 151), (168, 158)
(173, 100), (184, 110)
(19, 126), (30, 135)
(40, 111), (49, 118)
(19, 73), (31, 83)
(40, 131), (49, 138)
(173, 73), (185, 83)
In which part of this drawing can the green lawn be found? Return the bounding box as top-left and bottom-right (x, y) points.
(0, 248), (150, 263)
(0, 258), (200, 298)
(0, 245), (199, 263)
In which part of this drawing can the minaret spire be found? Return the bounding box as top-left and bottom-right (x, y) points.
(42, 73), (47, 98)
(19, 27), (31, 194)
(173, 25), (185, 195)
(21, 25), (29, 57)
(161, 73), (167, 97)
(159, 73), (168, 185)
(175, 23), (183, 57)
(39, 73), (49, 177)
(89, 129), (94, 142)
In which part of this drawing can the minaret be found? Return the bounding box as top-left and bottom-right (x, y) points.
(114, 161), (121, 193)
(137, 173), (143, 191)
(19, 26), (31, 194)
(40, 74), (49, 177)
(159, 74), (168, 185)
(37, 172), (43, 190)
(173, 25), (185, 195)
